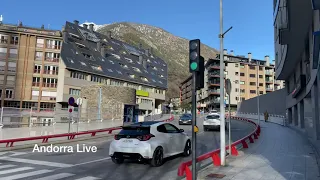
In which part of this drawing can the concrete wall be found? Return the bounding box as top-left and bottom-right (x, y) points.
(237, 88), (286, 116)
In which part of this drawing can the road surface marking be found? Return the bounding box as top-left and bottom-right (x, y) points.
(0, 167), (33, 175)
(0, 156), (73, 167)
(33, 173), (74, 180)
(10, 151), (29, 156)
(75, 177), (101, 180)
(72, 157), (111, 167)
(0, 169), (52, 180)
(0, 164), (16, 169)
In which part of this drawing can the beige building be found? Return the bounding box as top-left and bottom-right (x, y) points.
(0, 21), (62, 110)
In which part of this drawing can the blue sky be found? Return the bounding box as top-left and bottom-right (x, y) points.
(0, 0), (274, 61)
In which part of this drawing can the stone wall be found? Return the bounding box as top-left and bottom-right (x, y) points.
(80, 84), (136, 121)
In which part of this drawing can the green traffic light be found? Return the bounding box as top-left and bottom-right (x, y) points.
(190, 62), (198, 70)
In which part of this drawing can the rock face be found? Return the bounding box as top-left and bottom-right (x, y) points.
(97, 22), (219, 100)
(80, 84), (136, 120)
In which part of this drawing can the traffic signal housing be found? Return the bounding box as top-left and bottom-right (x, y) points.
(189, 39), (200, 72)
(196, 56), (204, 90)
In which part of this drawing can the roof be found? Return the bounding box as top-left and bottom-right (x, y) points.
(60, 21), (168, 89)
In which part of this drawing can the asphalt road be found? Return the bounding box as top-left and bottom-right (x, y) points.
(0, 116), (255, 180)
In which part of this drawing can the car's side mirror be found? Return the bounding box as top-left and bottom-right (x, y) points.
(179, 129), (184, 133)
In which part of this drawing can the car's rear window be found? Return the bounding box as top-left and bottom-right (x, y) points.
(181, 114), (191, 117)
(206, 115), (220, 119)
(119, 126), (150, 136)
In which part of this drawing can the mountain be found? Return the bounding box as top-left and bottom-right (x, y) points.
(95, 22), (219, 100)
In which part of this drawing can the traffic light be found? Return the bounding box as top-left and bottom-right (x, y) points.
(189, 39), (201, 72)
(196, 56), (204, 90)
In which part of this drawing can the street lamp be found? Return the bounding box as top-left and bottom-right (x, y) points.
(219, 0), (233, 166)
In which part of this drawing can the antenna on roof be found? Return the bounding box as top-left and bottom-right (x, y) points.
(0, 15), (3, 22)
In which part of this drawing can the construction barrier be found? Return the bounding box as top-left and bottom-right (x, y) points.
(177, 116), (261, 180)
(0, 115), (174, 148)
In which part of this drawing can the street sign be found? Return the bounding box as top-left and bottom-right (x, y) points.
(225, 78), (232, 95)
(69, 108), (73, 113)
(68, 97), (75, 106)
(76, 98), (83, 106)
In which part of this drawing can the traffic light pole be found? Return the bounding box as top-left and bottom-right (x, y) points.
(191, 71), (197, 180)
(219, 0), (226, 166)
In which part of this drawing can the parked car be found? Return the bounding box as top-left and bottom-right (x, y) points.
(109, 121), (191, 167)
(203, 113), (227, 131)
(179, 113), (192, 125)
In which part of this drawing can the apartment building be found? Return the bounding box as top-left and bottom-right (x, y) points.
(180, 50), (284, 111)
(57, 20), (168, 115)
(273, 0), (320, 140)
(0, 21), (62, 110)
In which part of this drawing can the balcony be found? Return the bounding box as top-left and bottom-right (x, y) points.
(209, 65), (220, 70)
(265, 71), (273, 75)
(46, 44), (61, 50)
(207, 81), (220, 87)
(208, 90), (220, 95)
(10, 40), (18, 46)
(208, 73), (220, 78)
(32, 82), (40, 87)
(45, 57), (59, 63)
(266, 88), (273, 91)
(0, 39), (8, 45)
(43, 70), (58, 75)
(34, 69), (41, 74)
(265, 79), (273, 83)
(42, 83), (57, 88)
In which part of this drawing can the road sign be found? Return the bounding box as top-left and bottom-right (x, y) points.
(68, 97), (75, 106)
(225, 78), (232, 95)
(69, 108), (73, 113)
(76, 98), (83, 106)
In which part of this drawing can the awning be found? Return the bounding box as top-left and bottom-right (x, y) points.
(312, 0), (320, 9)
(312, 31), (320, 69)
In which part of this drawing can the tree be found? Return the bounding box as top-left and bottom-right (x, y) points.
(180, 102), (192, 111)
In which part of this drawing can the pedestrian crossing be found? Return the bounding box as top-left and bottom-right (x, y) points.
(0, 162), (101, 180)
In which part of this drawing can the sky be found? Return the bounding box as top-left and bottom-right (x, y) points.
(0, 0), (275, 61)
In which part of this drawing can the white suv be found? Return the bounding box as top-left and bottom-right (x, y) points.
(109, 121), (191, 167)
(203, 113), (227, 131)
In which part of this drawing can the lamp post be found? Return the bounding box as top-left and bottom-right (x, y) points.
(256, 62), (260, 126)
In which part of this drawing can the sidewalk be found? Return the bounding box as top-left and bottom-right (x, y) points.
(196, 121), (320, 180)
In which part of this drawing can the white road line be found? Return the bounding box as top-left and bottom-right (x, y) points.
(10, 151), (28, 156)
(75, 177), (101, 180)
(0, 169), (52, 180)
(0, 167), (33, 175)
(0, 156), (73, 167)
(33, 173), (74, 180)
(72, 157), (111, 167)
(0, 164), (16, 169)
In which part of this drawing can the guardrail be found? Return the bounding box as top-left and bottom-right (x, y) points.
(177, 116), (261, 180)
(236, 112), (286, 126)
(0, 115), (174, 148)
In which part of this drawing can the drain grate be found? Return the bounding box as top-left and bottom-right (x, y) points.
(206, 173), (226, 179)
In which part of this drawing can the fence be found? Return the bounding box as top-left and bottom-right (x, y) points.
(236, 112), (287, 126)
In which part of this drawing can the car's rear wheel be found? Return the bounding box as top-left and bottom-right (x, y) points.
(150, 147), (164, 167)
(111, 156), (124, 164)
(183, 140), (191, 157)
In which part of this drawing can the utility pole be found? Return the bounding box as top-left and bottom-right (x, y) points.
(257, 62), (260, 125)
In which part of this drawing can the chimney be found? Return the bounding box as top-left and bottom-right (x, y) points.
(74, 20), (79, 26)
(139, 43), (142, 49)
(139, 55), (143, 64)
(83, 32), (88, 40)
(18, 21), (23, 27)
(230, 50), (234, 56)
(41, 25), (44, 29)
(248, 52), (252, 61)
(100, 47), (105, 57)
(83, 24), (88, 29)
(142, 60), (147, 69)
(63, 30), (68, 43)
(223, 49), (227, 54)
(145, 49), (149, 56)
(89, 24), (94, 32)
(107, 31), (112, 39)
(265, 55), (270, 66)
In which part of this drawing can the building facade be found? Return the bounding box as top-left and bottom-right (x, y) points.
(57, 20), (168, 116)
(273, 0), (320, 140)
(0, 21), (62, 110)
(180, 50), (284, 111)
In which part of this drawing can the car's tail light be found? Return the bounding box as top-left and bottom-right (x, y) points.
(114, 135), (121, 140)
(137, 134), (155, 141)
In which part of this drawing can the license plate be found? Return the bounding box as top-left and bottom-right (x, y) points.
(123, 139), (133, 143)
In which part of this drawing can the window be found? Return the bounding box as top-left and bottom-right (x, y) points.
(250, 90), (256, 94)
(235, 64), (239, 67)
(235, 88), (239, 92)
(235, 97), (239, 101)
(0, 47), (7, 58)
(235, 72), (239, 75)
(235, 80), (239, 84)
(42, 78), (58, 88)
(8, 62), (16, 72)
(249, 74), (255, 78)
(5, 89), (13, 98)
(240, 89), (245, 93)
(91, 75), (103, 83)
(164, 124), (180, 133)
(127, 83), (139, 89)
(82, 53), (93, 60)
(250, 82), (256, 86)
(69, 88), (81, 96)
(240, 73), (245, 76)
(35, 52), (43, 60)
(259, 75), (263, 78)
(259, 67), (263, 71)
(110, 80), (124, 86)
(45, 52), (60, 62)
(240, 81), (245, 85)
(249, 66), (255, 70)
(259, 91), (263, 95)
(36, 38), (44, 48)
(259, 83), (263, 86)
(32, 77), (40, 86)
(240, 64), (244, 68)
(241, 97), (245, 101)
(11, 36), (19, 45)
(34, 65), (41, 73)
(46, 39), (61, 50)
(70, 71), (87, 80)
(44, 65), (59, 75)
